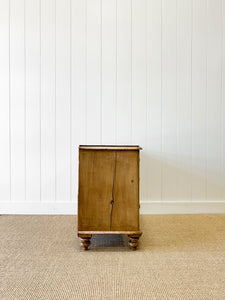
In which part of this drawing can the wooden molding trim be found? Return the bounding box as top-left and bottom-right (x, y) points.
(78, 230), (142, 235)
(79, 145), (142, 150)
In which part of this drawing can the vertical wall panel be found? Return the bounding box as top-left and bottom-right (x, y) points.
(71, 0), (86, 202)
(116, 0), (132, 145)
(86, 0), (101, 144)
(147, 0), (162, 202)
(176, 0), (192, 201)
(132, 0), (146, 145)
(161, 0), (177, 201)
(101, 0), (116, 144)
(222, 1), (225, 200)
(132, 0), (147, 200)
(40, 0), (56, 203)
(192, 0), (207, 201)
(55, 0), (70, 202)
(25, 0), (41, 202)
(10, 0), (25, 202)
(0, 0), (10, 202)
(206, 0), (222, 200)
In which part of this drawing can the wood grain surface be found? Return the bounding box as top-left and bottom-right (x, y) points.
(78, 148), (140, 232)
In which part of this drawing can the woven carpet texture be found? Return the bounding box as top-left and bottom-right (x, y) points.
(0, 215), (225, 299)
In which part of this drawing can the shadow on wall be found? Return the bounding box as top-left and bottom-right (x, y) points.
(140, 151), (225, 201)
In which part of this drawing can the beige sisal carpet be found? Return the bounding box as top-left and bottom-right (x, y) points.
(0, 214), (225, 300)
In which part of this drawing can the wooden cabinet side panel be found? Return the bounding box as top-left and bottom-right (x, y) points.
(111, 151), (140, 231)
(78, 150), (115, 231)
(78, 149), (140, 232)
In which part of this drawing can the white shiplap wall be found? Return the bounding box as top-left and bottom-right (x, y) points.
(0, 0), (225, 214)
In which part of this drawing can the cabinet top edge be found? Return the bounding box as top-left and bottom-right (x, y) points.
(79, 145), (142, 150)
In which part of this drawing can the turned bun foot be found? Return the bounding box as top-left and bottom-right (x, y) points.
(81, 237), (91, 250)
(128, 233), (142, 250)
(78, 234), (92, 250)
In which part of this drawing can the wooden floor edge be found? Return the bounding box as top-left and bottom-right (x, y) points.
(78, 230), (142, 236)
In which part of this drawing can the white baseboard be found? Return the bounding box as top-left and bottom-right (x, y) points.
(0, 202), (77, 215)
(1, 201), (225, 215)
(140, 201), (225, 214)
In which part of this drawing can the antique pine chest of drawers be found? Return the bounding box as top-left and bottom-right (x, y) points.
(77, 145), (142, 250)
